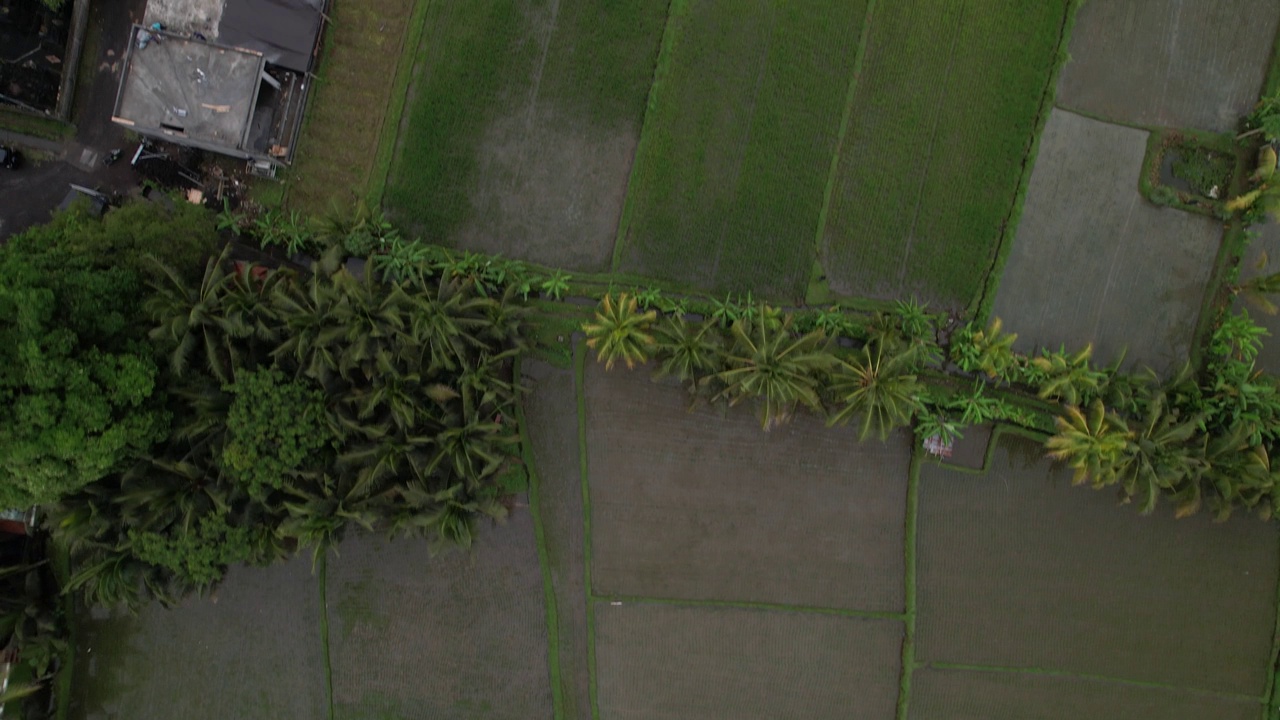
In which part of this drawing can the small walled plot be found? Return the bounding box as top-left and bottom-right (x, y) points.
(522, 360), (592, 719)
(915, 433), (1279, 697)
(70, 556), (328, 720)
(595, 602), (902, 719)
(583, 360), (911, 612)
(1239, 220), (1280, 375)
(991, 109), (1222, 375)
(907, 668), (1264, 720)
(1057, 0), (1280, 133)
(325, 518), (552, 720)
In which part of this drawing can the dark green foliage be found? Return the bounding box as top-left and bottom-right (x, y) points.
(129, 512), (253, 586)
(1170, 147), (1234, 197)
(222, 368), (330, 498)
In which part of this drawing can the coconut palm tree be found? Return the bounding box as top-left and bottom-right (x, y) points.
(952, 317), (1019, 380)
(714, 307), (837, 431)
(827, 344), (925, 440)
(652, 315), (722, 391)
(146, 245), (246, 383)
(583, 293), (657, 370)
(1045, 399), (1132, 486)
(1113, 392), (1202, 514)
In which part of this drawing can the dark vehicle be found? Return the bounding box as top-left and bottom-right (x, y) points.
(0, 147), (22, 170)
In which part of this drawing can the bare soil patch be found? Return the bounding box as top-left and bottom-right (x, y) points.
(595, 602), (902, 720)
(522, 359), (592, 719)
(908, 667), (1263, 720)
(1057, 0), (1280, 132)
(325, 516), (552, 720)
(991, 109), (1222, 374)
(70, 555), (327, 720)
(916, 433), (1280, 696)
(583, 361), (911, 612)
(456, 106), (636, 271)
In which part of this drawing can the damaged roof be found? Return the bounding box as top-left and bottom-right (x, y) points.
(144, 0), (325, 73)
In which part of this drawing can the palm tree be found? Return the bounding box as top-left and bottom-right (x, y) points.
(1045, 400), (1132, 486)
(146, 245), (246, 383)
(714, 307), (837, 430)
(269, 272), (345, 385)
(651, 315), (722, 391)
(1114, 392), (1202, 514)
(582, 293), (657, 370)
(953, 317), (1019, 380)
(827, 344), (925, 440)
(1030, 344), (1107, 405)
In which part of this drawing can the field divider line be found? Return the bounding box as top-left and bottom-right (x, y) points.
(515, 356), (568, 720)
(511, 0), (562, 191)
(894, 450), (922, 720)
(810, 0), (879, 284)
(895, 0), (968, 293)
(575, 338), (602, 720)
(970, 0), (1082, 320)
(1265, 530), (1280, 717)
(317, 551), (335, 720)
(925, 661), (1267, 704)
(589, 594), (907, 622)
(609, 0), (687, 274)
(367, 0), (436, 208)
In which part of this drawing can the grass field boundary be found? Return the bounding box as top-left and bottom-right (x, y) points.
(970, 0), (1082, 322)
(318, 552), (335, 720)
(609, 0), (687, 274)
(515, 355), (568, 719)
(1266, 532), (1280, 719)
(895, 450), (922, 720)
(926, 661), (1268, 704)
(588, 594), (906, 621)
(574, 339), (601, 720)
(366, 0), (435, 208)
(52, 540), (74, 720)
(808, 0), (879, 304)
(1263, 17), (1280, 97)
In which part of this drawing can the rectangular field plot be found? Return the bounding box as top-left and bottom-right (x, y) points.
(908, 668), (1263, 720)
(70, 556), (327, 720)
(991, 109), (1222, 374)
(584, 361), (911, 612)
(384, 0), (669, 271)
(595, 602), (902, 719)
(915, 433), (1279, 697)
(325, 517), (552, 720)
(615, 0), (869, 299)
(820, 0), (1072, 307)
(1058, 0), (1280, 132)
(522, 360), (592, 719)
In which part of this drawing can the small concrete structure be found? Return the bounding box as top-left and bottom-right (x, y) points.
(112, 28), (265, 155)
(111, 0), (326, 172)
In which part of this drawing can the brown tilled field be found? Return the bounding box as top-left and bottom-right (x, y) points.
(594, 602), (903, 720)
(70, 555), (329, 720)
(991, 109), (1222, 374)
(582, 359), (912, 612)
(907, 667), (1264, 720)
(324, 518), (552, 720)
(916, 433), (1279, 697)
(1057, 0), (1280, 132)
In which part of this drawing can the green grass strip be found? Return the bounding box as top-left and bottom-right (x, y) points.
(1266, 531), (1280, 719)
(367, 0), (434, 208)
(574, 340), (601, 720)
(808, 0), (879, 302)
(895, 450), (922, 720)
(927, 661), (1267, 704)
(969, 0), (1082, 321)
(610, 0), (686, 274)
(52, 539), (74, 720)
(515, 356), (568, 719)
(318, 552), (335, 720)
(589, 593), (905, 621)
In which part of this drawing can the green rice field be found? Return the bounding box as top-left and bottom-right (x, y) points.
(818, 0), (1073, 306)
